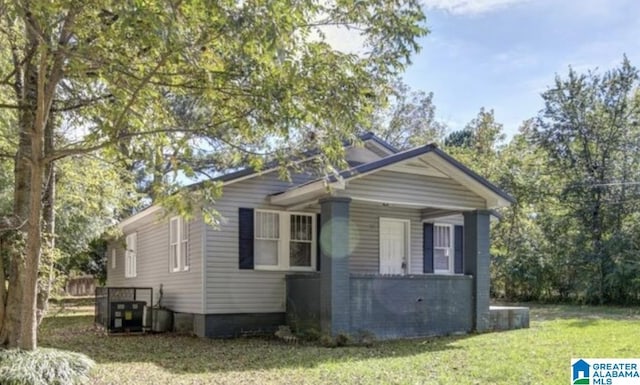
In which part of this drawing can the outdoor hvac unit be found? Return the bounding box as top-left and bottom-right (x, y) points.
(110, 301), (146, 333)
(95, 287), (153, 334)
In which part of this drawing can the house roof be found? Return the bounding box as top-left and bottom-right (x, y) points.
(358, 132), (399, 154)
(270, 143), (515, 209)
(119, 132), (395, 228)
(119, 133), (514, 228)
(186, 131), (393, 188)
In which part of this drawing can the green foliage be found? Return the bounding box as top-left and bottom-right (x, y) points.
(66, 238), (108, 284)
(445, 107), (505, 181)
(488, 58), (640, 304)
(370, 79), (446, 149)
(0, 348), (94, 385)
(532, 57), (640, 304)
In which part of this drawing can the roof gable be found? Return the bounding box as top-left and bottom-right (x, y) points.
(270, 144), (515, 209)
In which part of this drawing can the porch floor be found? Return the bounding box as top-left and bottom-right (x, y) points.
(489, 306), (530, 331)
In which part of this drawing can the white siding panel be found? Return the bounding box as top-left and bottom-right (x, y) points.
(107, 211), (203, 314)
(204, 172), (316, 314)
(346, 171), (487, 209)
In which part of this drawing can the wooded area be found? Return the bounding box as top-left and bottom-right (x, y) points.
(373, 58), (640, 305)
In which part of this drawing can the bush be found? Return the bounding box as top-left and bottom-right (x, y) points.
(319, 332), (353, 347)
(0, 348), (94, 385)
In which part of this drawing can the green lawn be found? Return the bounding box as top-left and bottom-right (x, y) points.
(39, 304), (640, 385)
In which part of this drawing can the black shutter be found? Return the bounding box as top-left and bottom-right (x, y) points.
(316, 213), (321, 271)
(423, 223), (434, 273)
(238, 208), (254, 269)
(454, 225), (463, 274)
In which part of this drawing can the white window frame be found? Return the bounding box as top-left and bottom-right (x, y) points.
(170, 216), (190, 273)
(254, 210), (281, 269)
(181, 218), (189, 271)
(111, 248), (116, 270)
(433, 223), (454, 274)
(254, 209), (316, 271)
(125, 233), (137, 278)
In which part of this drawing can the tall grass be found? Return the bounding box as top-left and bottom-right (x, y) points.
(0, 348), (94, 385)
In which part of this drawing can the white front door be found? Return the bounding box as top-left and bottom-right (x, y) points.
(379, 218), (409, 275)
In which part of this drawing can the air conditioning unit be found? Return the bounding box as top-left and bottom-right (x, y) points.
(109, 301), (146, 333)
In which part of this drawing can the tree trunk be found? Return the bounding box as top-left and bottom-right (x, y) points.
(0, 48), (38, 348)
(37, 118), (56, 325)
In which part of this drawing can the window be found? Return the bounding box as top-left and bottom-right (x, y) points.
(125, 233), (137, 278)
(254, 210), (315, 270)
(255, 211), (280, 267)
(111, 248), (116, 270)
(170, 216), (189, 272)
(181, 219), (189, 270)
(290, 214), (313, 267)
(434, 224), (453, 273)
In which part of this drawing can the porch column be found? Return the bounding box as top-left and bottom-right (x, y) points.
(319, 196), (351, 337)
(463, 210), (491, 332)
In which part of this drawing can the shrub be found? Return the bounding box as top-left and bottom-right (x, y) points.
(319, 332), (353, 347)
(0, 348), (94, 385)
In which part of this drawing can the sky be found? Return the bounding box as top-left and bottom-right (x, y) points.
(396, 0), (640, 137)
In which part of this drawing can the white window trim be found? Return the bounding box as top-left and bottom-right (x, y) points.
(111, 248), (116, 270)
(125, 233), (137, 278)
(379, 217), (411, 275)
(433, 223), (454, 275)
(181, 218), (189, 271)
(254, 209), (316, 272)
(170, 216), (190, 273)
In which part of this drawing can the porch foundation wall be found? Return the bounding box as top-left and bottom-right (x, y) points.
(194, 313), (285, 338)
(286, 274), (321, 333)
(349, 274), (474, 339)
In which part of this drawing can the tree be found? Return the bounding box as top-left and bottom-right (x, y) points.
(370, 79), (445, 149)
(489, 120), (564, 301)
(445, 107), (505, 180)
(534, 57), (640, 303)
(0, 0), (427, 349)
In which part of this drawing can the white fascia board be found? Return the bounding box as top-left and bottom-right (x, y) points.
(269, 179), (345, 206)
(118, 205), (163, 230)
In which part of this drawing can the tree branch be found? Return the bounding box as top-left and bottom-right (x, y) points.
(52, 94), (113, 112)
(111, 50), (173, 133)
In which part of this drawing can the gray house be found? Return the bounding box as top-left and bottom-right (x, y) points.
(107, 133), (514, 339)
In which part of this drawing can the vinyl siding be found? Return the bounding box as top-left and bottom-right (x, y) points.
(106, 211), (203, 314)
(204, 172), (317, 314)
(346, 170), (487, 209)
(200, 161), (486, 313)
(349, 202), (424, 274)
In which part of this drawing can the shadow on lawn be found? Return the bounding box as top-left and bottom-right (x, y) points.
(40, 313), (470, 375)
(567, 319), (600, 328)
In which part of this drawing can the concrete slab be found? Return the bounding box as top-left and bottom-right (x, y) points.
(489, 306), (530, 331)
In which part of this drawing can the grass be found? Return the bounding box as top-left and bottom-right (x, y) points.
(39, 304), (640, 385)
(0, 348), (94, 385)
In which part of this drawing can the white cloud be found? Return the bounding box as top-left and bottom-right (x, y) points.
(422, 0), (529, 15)
(316, 25), (367, 55)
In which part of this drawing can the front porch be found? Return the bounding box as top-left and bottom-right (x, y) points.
(269, 145), (522, 339)
(282, 196), (495, 340)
